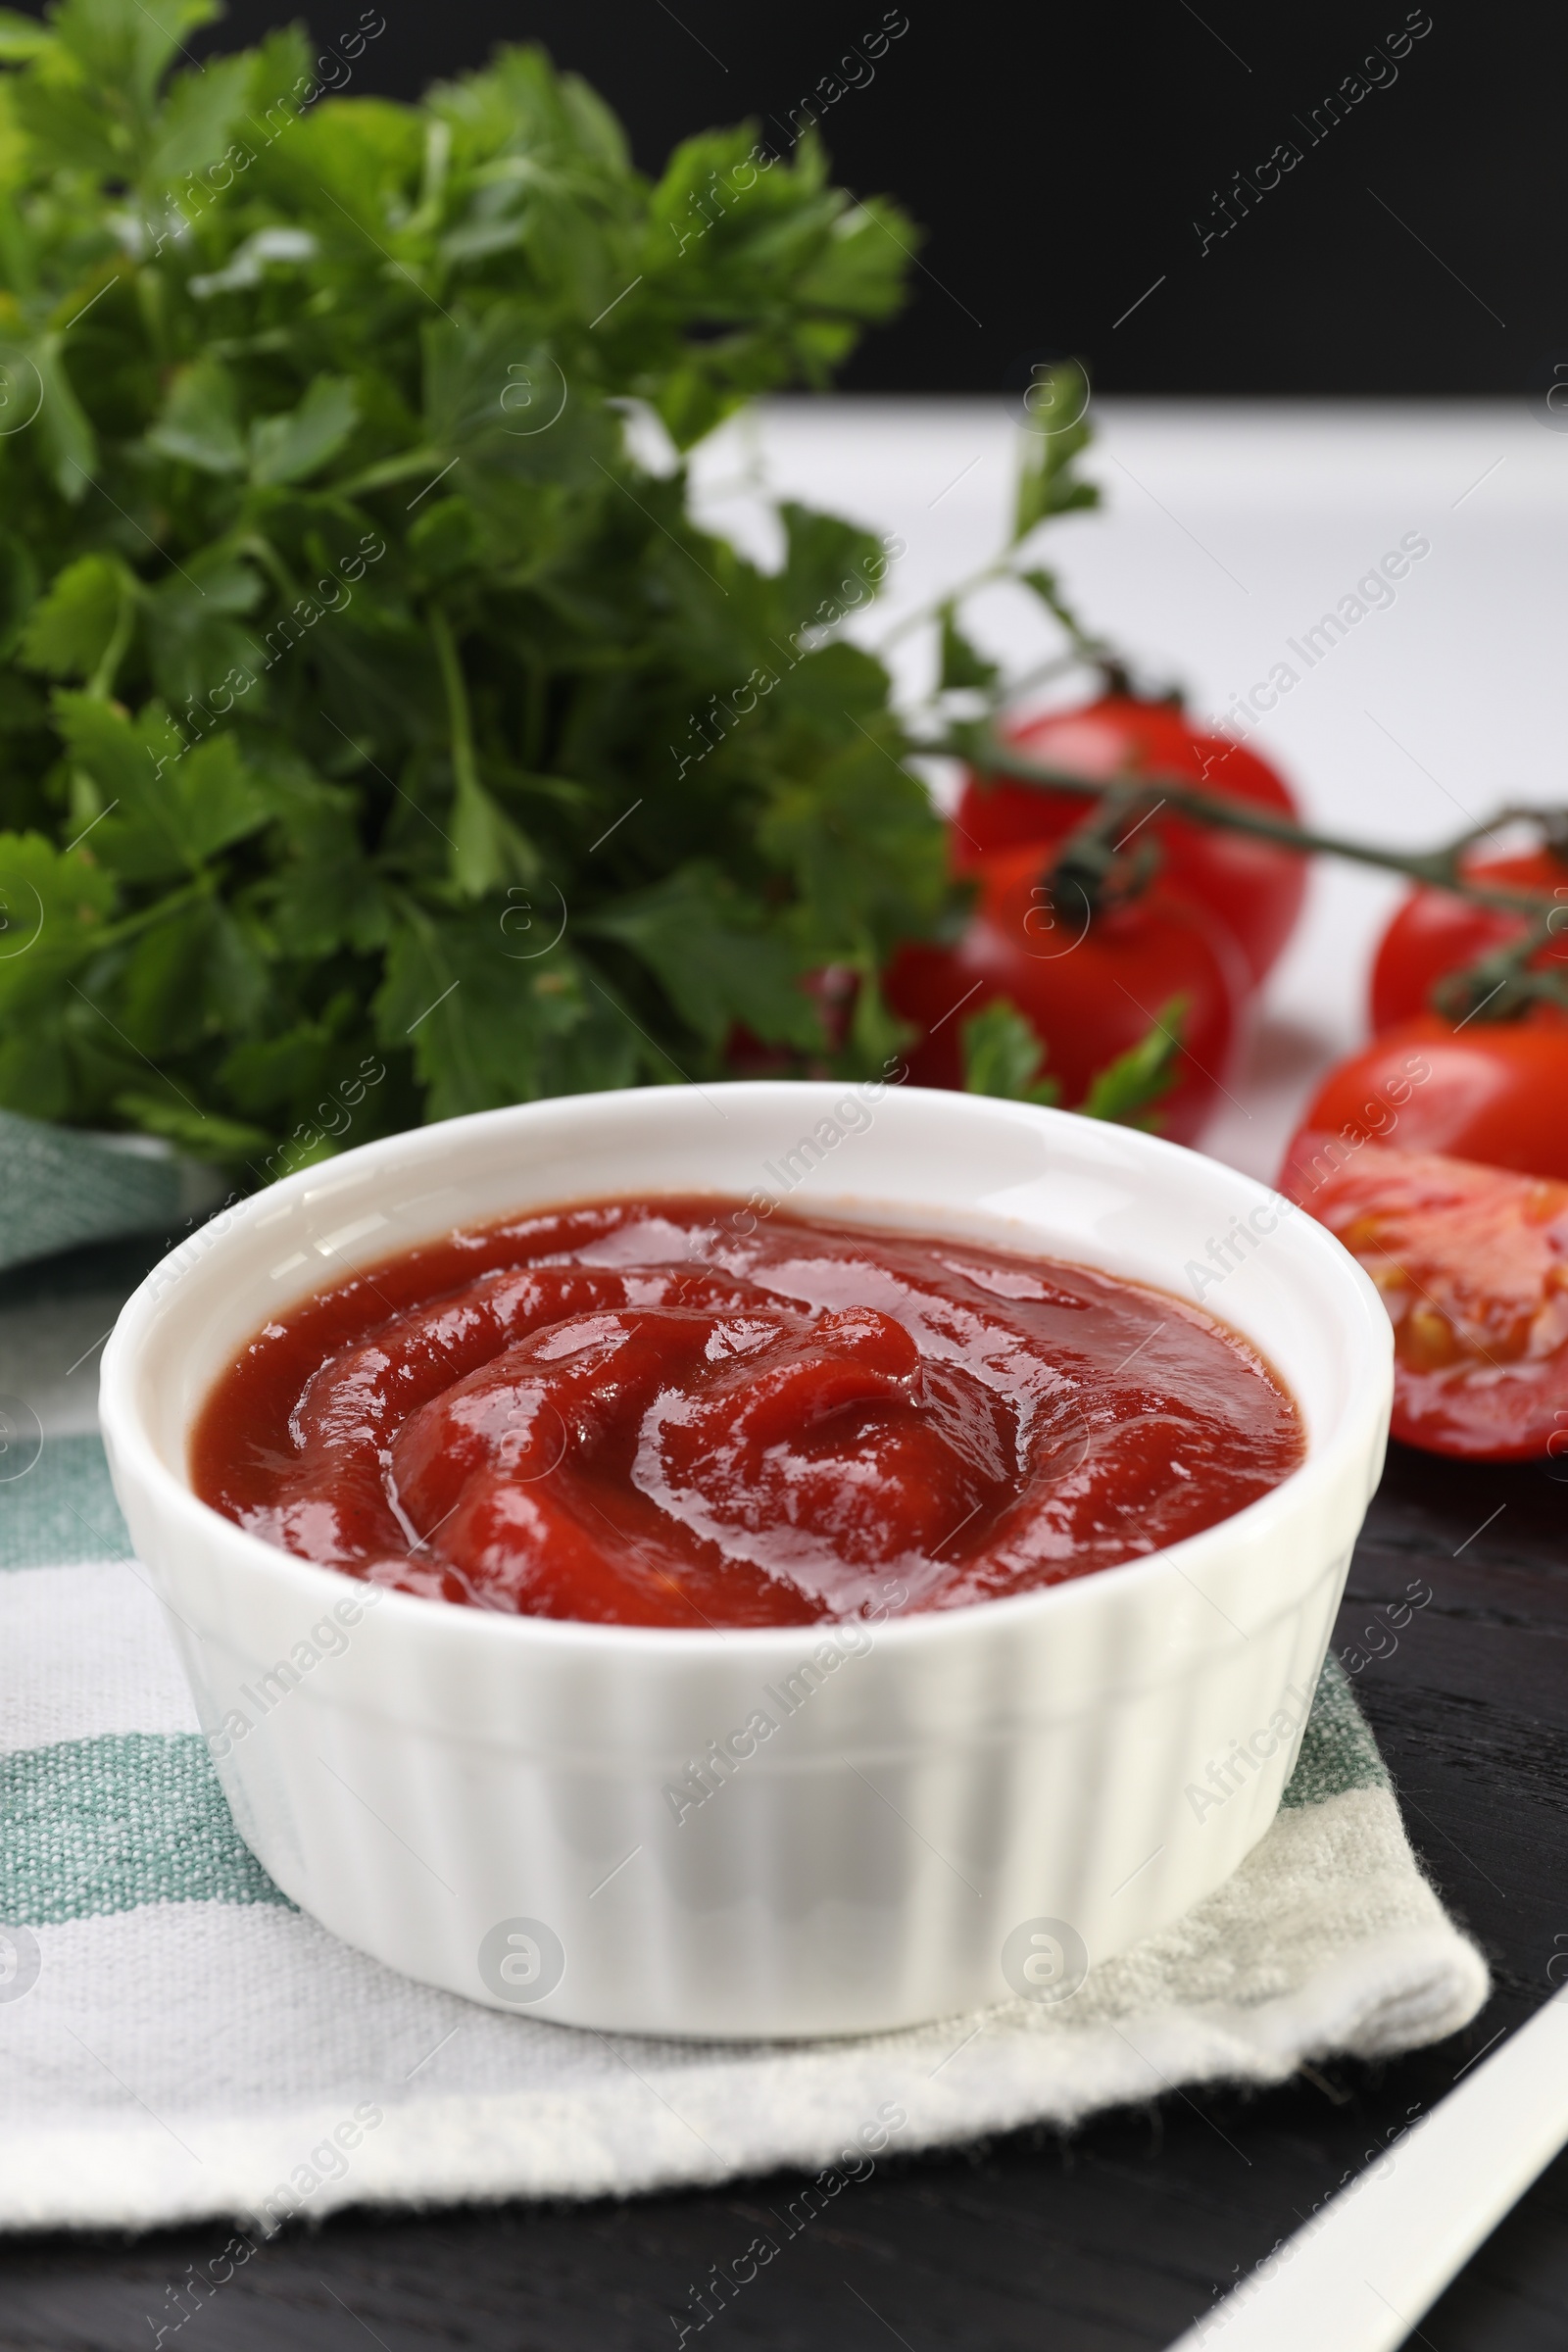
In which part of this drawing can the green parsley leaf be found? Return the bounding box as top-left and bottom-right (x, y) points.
(938, 608), (1000, 692)
(959, 998), (1060, 1106)
(0, 1), (943, 1170)
(20, 553), (135, 686)
(1013, 363), (1100, 542)
(1079, 995), (1188, 1128)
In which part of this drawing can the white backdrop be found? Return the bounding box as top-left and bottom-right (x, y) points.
(690, 398), (1568, 1181)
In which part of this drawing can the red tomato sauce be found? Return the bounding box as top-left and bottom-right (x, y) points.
(191, 1197), (1303, 1627)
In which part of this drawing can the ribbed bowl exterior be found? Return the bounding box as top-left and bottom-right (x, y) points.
(101, 1084), (1392, 2038)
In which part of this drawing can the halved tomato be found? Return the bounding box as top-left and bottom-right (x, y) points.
(954, 697), (1307, 986)
(1370, 847), (1568, 1030)
(1278, 1140), (1568, 1460)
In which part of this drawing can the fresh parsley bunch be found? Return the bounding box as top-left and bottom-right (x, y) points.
(0, 0), (943, 1173)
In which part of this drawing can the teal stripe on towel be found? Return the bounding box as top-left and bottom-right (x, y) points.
(1, 1734), (287, 1924)
(1281, 1656), (1391, 1807)
(0, 1434), (129, 1570)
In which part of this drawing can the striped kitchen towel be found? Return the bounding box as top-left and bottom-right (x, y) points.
(0, 1432), (1489, 2237)
(0, 1109), (222, 1275)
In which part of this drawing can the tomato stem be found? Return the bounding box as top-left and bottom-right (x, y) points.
(1044, 784), (1164, 912)
(1431, 903), (1568, 1022)
(920, 724), (1565, 919)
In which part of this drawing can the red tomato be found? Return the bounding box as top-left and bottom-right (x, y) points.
(1284, 1013), (1568, 1187)
(1370, 848), (1568, 1029)
(954, 696), (1307, 987)
(1278, 1141), (1568, 1461)
(885, 846), (1245, 1145)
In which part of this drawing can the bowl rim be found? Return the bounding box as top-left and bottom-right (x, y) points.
(98, 1082), (1394, 1662)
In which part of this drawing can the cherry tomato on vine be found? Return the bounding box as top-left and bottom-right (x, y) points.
(1369, 848), (1568, 1029)
(1278, 1141), (1568, 1461)
(885, 845), (1246, 1145)
(1282, 1012), (1568, 1188)
(954, 696), (1307, 987)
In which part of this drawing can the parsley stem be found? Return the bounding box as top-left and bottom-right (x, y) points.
(428, 601), (535, 895)
(428, 604), (480, 807)
(335, 446), (448, 498)
(86, 565), (137, 701)
(88, 876), (208, 953)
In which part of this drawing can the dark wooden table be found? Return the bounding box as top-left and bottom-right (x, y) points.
(1, 1237), (1564, 2350)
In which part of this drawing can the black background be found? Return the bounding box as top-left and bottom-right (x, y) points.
(134, 0), (1558, 398)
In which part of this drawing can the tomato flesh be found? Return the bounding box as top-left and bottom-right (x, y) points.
(1279, 1141), (1568, 1461)
(955, 696), (1306, 986)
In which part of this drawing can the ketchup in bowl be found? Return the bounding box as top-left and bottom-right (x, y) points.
(193, 1197), (1301, 1627)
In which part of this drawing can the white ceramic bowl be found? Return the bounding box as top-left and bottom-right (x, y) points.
(100, 1083), (1392, 2039)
